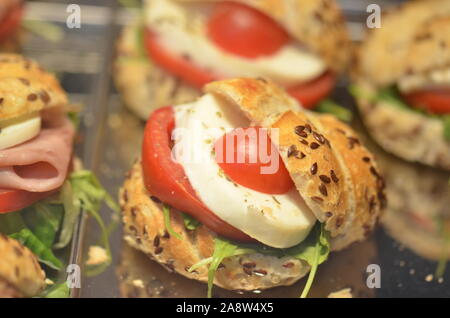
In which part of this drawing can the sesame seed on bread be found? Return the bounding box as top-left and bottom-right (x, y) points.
(0, 234), (46, 297)
(311, 114), (385, 250)
(0, 54), (68, 123)
(270, 111), (350, 239)
(120, 162), (311, 291)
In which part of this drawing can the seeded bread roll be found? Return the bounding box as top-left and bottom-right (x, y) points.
(0, 54), (68, 123)
(353, 0), (450, 170)
(270, 111), (350, 239)
(355, 0), (450, 87)
(204, 77), (300, 127)
(0, 234), (46, 297)
(373, 146), (450, 261)
(114, 22), (200, 121)
(121, 78), (384, 291)
(114, 0), (351, 120)
(120, 163), (311, 291)
(310, 114), (385, 251)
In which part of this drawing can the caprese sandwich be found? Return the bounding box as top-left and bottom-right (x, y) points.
(0, 0), (23, 47)
(114, 0), (352, 120)
(376, 146), (450, 265)
(120, 78), (385, 297)
(352, 0), (450, 170)
(350, 124), (450, 272)
(0, 54), (116, 298)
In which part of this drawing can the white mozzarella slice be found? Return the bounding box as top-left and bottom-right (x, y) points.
(173, 94), (316, 248)
(0, 114), (41, 150)
(398, 68), (450, 93)
(145, 0), (326, 87)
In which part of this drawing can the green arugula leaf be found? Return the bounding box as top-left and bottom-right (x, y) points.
(68, 170), (120, 276)
(10, 229), (62, 270)
(136, 21), (149, 59)
(315, 99), (353, 123)
(435, 217), (450, 278)
(41, 283), (70, 298)
(182, 213), (201, 231)
(21, 20), (64, 43)
(162, 205), (183, 240)
(117, 0), (141, 8)
(206, 238), (241, 298)
(0, 211), (27, 234)
(22, 203), (63, 248)
(349, 84), (409, 109)
(443, 116), (450, 142)
(68, 112), (81, 131)
(348, 84), (375, 102)
(285, 223), (330, 265)
(207, 239), (235, 298)
(189, 222), (330, 298)
(55, 182), (78, 248)
(54, 180), (81, 249)
(376, 86), (410, 109)
(289, 223), (330, 298)
(0, 209), (63, 270)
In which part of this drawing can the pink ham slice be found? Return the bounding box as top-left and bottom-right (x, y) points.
(0, 110), (75, 192)
(0, 0), (21, 21)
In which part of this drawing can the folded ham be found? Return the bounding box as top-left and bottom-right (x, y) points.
(0, 109), (74, 192)
(0, 0), (21, 21)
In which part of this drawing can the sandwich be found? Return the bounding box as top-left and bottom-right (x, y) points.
(114, 0), (352, 120)
(350, 120), (450, 267)
(120, 78), (385, 297)
(0, 54), (116, 298)
(352, 0), (450, 170)
(0, 0), (23, 48)
(380, 151), (450, 263)
(368, 139), (450, 263)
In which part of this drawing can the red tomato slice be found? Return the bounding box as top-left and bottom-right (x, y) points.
(144, 28), (218, 89)
(402, 88), (450, 115)
(288, 71), (336, 109)
(214, 127), (294, 194)
(144, 28), (334, 107)
(142, 106), (254, 242)
(0, 189), (56, 214)
(0, 4), (23, 43)
(207, 2), (290, 58)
